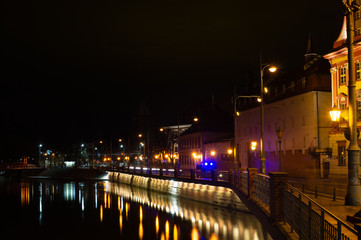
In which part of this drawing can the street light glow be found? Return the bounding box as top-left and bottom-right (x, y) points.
(211, 151), (216, 156)
(251, 141), (257, 151)
(329, 107), (341, 122)
(268, 66), (277, 72)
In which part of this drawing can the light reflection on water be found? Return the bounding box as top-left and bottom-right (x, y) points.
(0, 177), (270, 240)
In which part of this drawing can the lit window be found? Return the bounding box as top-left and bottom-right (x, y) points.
(356, 62), (361, 80)
(340, 67), (346, 84)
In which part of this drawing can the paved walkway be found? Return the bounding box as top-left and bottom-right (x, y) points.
(288, 178), (361, 239)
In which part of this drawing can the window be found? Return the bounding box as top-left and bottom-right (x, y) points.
(340, 102), (347, 110)
(357, 11), (361, 20)
(357, 62), (361, 80)
(340, 67), (346, 84)
(290, 81), (295, 92)
(357, 28), (361, 36)
(302, 78), (307, 89)
(337, 141), (346, 166)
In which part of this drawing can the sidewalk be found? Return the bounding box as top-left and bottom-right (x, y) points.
(289, 179), (361, 239)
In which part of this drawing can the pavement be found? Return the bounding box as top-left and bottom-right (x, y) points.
(288, 177), (361, 239)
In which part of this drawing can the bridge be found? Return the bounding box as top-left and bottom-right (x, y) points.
(102, 165), (361, 240)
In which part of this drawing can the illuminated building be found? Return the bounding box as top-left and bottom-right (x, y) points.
(237, 43), (332, 177)
(324, 13), (361, 177)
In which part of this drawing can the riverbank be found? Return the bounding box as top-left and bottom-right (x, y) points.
(0, 168), (108, 180)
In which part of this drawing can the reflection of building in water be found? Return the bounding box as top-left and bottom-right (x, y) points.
(108, 182), (265, 240)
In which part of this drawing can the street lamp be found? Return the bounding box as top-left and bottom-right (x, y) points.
(250, 141), (257, 151)
(233, 54), (276, 175)
(340, 0), (361, 206)
(259, 52), (277, 174)
(38, 144), (42, 167)
(276, 128), (283, 171)
(330, 105), (361, 205)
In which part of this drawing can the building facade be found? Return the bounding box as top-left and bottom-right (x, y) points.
(236, 56), (332, 178)
(324, 14), (361, 177)
(178, 105), (233, 170)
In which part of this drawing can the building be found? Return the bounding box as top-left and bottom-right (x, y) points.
(155, 124), (192, 167)
(324, 14), (361, 177)
(178, 104), (233, 170)
(203, 138), (234, 171)
(236, 53), (332, 178)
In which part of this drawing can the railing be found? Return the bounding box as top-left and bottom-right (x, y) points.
(253, 174), (270, 210)
(283, 183), (358, 240)
(241, 171), (248, 194)
(103, 165), (360, 240)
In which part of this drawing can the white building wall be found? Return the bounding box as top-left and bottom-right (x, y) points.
(237, 91), (331, 169)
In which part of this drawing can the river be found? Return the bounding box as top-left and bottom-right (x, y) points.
(0, 177), (269, 240)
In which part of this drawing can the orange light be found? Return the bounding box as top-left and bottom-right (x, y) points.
(251, 141), (257, 151)
(211, 151), (216, 156)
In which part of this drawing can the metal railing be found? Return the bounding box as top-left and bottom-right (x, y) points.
(104, 165), (360, 240)
(283, 183), (357, 240)
(253, 174), (270, 210)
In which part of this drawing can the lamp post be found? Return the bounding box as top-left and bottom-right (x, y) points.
(259, 52), (277, 174)
(38, 144), (42, 167)
(330, 104), (361, 205)
(276, 128), (283, 171)
(342, 0), (361, 205)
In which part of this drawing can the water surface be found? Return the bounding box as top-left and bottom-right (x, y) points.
(0, 177), (268, 240)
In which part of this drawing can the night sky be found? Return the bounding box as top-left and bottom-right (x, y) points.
(1, 0), (344, 159)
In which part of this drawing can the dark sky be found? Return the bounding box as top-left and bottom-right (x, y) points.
(1, 0), (344, 158)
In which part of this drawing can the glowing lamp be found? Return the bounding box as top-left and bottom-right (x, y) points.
(251, 141), (257, 151)
(329, 107), (341, 122)
(268, 66), (277, 73)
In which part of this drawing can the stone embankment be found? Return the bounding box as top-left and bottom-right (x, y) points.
(108, 171), (249, 212)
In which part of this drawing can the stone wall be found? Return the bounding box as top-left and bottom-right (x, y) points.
(108, 171), (249, 212)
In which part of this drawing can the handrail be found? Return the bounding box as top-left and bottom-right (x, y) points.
(284, 182), (357, 235)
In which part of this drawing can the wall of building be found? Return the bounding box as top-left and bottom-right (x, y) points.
(203, 140), (234, 171)
(179, 131), (231, 170)
(237, 91), (331, 177)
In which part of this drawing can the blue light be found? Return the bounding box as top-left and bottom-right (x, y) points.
(210, 162), (213, 166)
(205, 162), (208, 166)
